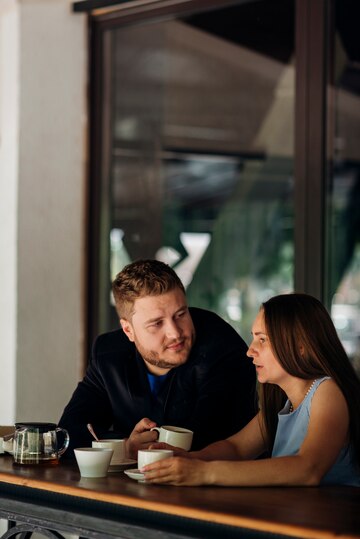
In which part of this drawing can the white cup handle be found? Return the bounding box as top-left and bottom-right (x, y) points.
(150, 427), (161, 439)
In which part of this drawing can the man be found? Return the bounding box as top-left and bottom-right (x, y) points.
(59, 259), (257, 458)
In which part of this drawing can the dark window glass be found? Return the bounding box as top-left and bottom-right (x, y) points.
(103, 0), (295, 342)
(327, 0), (360, 373)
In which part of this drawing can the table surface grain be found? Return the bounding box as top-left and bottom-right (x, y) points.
(0, 454), (359, 539)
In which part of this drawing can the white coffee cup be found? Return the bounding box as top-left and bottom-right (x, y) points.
(151, 425), (193, 451)
(74, 448), (113, 478)
(138, 449), (173, 470)
(92, 439), (126, 465)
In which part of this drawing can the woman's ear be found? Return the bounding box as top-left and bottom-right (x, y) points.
(120, 318), (135, 342)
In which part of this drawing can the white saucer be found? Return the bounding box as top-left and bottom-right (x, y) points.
(108, 459), (137, 472)
(3, 440), (13, 454)
(124, 468), (146, 482)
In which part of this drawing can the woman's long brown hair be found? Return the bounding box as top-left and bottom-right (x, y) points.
(259, 293), (360, 469)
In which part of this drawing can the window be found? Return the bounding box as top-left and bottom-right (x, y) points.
(87, 0), (360, 373)
(327, 0), (360, 371)
(89, 0), (295, 344)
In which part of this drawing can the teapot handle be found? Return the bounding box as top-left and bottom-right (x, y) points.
(56, 427), (70, 456)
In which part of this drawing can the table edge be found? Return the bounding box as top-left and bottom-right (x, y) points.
(0, 472), (358, 539)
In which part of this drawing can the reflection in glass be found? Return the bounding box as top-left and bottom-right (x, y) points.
(107, 1), (295, 340)
(328, 0), (360, 373)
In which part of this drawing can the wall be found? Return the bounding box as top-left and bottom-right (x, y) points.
(0, 0), (19, 424)
(0, 0), (87, 425)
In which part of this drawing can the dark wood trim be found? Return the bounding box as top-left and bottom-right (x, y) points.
(87, 21), (121, 348)
(97, 30), (113, 336)
(294, 0), (308, 293)
(86, 19), (106, 351)
(80, 0), (247, 29)
(73, 0), (132, 12)
(294, 0), (329, 300)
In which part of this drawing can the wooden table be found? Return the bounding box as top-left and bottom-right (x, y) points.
(0, 453), (359, 539)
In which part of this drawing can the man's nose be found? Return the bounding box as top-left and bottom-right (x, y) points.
(165, 319), (182, 339)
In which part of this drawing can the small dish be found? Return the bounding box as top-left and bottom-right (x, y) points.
(3, 439), (13, 454)
(108, 459), (137, 472)
(124, 468), (146, 482)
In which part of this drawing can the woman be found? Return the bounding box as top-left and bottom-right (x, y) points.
(141, 293), (360, 486)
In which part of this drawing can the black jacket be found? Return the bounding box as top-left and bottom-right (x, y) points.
(59, 308), (257, 453)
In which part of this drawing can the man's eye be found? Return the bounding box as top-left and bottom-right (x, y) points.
(148, 321), (162, 328)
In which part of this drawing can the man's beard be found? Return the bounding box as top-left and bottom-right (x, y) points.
(135, 332), (195, 370)
(143, 355), (182, 370)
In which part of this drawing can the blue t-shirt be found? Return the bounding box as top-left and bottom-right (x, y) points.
(147, 373), (169, 396)
(272, 376), (360, 486)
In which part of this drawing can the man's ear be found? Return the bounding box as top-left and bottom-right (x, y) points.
(120, 318), (135, 342)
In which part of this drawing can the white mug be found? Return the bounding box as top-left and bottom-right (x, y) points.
(92, 439), (126, 465)
(150, 425), (193, 451)
(138, 449), (173, 470)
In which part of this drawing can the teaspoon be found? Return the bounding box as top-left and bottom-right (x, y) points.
(87, 423), (100, 442)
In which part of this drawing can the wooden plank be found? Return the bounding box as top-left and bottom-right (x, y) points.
(0, 456), (359, 539)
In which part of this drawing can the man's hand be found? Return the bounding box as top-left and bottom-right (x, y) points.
(126, 418), (159, 459)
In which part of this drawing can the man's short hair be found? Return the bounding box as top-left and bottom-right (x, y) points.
(112, 259), (185, 319)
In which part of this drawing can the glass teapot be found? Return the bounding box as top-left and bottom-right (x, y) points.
(13, 422), (69, 465)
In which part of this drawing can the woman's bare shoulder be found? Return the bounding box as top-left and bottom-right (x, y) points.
(313, 377), (348, 413)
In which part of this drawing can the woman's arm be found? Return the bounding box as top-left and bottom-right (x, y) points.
(143, 380), (349, 486)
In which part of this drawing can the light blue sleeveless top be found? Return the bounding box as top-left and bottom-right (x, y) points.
(272, 376), (360, 486)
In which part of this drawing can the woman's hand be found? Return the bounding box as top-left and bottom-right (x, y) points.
(141, 456), (211, 486)
(149, 441), (190, 457)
